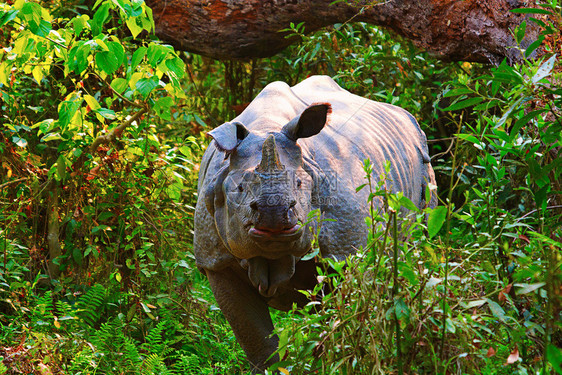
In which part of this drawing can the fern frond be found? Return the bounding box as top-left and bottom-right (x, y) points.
(76, 284), (107, 326)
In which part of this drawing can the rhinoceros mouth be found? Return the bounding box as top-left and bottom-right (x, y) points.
(248, 224), (301, 240)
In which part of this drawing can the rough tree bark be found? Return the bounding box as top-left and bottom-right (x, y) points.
(146, 0), (540, 64)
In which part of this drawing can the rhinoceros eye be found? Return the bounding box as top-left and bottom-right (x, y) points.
(237, 184), (244, 192)
(296, 178), (302, 188)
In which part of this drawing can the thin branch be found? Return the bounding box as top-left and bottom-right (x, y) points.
(98, 75), (145, 109)
(516, 205), (562, 223)
(90, 107), (149, 153)
(0, 177), (27, 191)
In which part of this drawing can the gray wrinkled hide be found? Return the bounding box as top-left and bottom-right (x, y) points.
(193, 75), (436, 371)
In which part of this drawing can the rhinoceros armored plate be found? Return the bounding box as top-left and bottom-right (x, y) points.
(193, 75), (436, 371)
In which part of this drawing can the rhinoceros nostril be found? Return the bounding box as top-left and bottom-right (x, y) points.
(250, 200), (258, 211)
(289, 199), (297, 208)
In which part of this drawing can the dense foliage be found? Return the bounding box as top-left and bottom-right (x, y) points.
(0, 1), (560, 374)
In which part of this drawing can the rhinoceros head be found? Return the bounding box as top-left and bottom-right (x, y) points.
(205, 104), (330, 262)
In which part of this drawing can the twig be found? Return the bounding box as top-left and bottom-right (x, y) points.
(431, 137), (456, 161)
(0, 177), (27, 191)
(97, 75), (145, 109)
(516, 205), (562, 222)
(90, 107), (148, 153)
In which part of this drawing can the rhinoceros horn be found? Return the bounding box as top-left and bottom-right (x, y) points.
(256, 134), (285, 173)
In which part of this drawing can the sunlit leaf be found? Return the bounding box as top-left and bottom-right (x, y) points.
(532, 54), (557, 84)
(126, 16), (144, 38)
(12, 136), (27, 148)
(111, 77), (128, 94)
(462, 299), (486, 309)
(95, 108), (116, 119)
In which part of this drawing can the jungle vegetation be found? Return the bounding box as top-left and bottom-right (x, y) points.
(0, 1), (560, 374)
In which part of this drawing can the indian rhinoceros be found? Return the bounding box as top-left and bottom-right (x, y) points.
(193, 75), (436, 372)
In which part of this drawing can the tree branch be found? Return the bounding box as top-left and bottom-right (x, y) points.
(90, 107), (149, 154)
(146, 0), (541, 64)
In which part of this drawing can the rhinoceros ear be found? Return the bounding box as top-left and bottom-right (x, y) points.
(207, 122), (250, 152)
(281, 103), (331, 141)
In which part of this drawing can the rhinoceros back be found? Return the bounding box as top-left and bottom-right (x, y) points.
(285, 76), (434, 260)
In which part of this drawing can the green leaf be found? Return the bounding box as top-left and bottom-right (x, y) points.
(486, 299), (506, 322)
(515, 21), (526, 45)
(71, 15), (89, 36)
(427, 206), (447, 238)
(92, 3), (110, 36)
(111, 78), (128, 94)
(147, 43), (169, 67)
(178, 145), (192, 158)
(532, 54), (557, 84)
(20, 2), (41, 27)
(399, 195), (419, 212)
(92, 225), (111, 234)
(443, 97), (483, 111)
(514, 282), (545, 295)
(95, 51), (119, 75)
(510, 109), (546, 138)
(398, 262), (419, 285)
(0, 9), (19, 28)
(32, 19), (51, 37)
(131, 47), (147, 70)
(165, 57), (185, 79)
(56, 154), (67, 181)
(166, 181), (183, 201)
(95, 108), (116, 119)
(154, 96), (173, 120)
(456, 133), (482, 146)
(136, 76), (159, 99)
(107, 41), (125, 68)
(443, 87), (473, 98)
(445, 317), (456, 333)
(59, 100), (81, 129)
(68, 42), (91, 74)
(394, 297), (410, 321)
(511, 7), (552, 15)
(525, 35), (544, 57)
(547, 345), (562, 375)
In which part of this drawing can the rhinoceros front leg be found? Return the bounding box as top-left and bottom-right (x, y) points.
(206, 268), (279, 372)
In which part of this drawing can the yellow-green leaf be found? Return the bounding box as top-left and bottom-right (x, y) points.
(84, 94), (101, 110)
